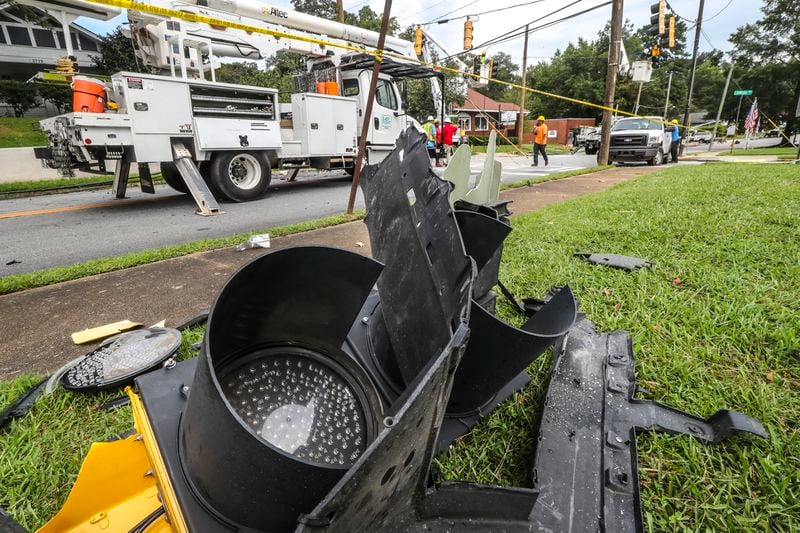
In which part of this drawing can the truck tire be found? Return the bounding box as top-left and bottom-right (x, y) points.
(159, 162), (189, 194)
(586, 145), (598, 155)
(208, 151), (272, 202)
(648, 149), (664, 166)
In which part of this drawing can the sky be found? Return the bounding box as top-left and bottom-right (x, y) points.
(77, 0), (760, 69)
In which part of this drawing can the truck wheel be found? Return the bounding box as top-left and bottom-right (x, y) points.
(159, 162), (189, 194)
(648, 149), (664, 166)
(209, 151), (271, 202)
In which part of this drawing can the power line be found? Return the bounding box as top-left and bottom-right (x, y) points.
(423, 0), (482, 24)
(455, 0), (611, 56)
(704, 0), (734, 22)
(425, 0), (544, 25)
(397, 0), (455, 23)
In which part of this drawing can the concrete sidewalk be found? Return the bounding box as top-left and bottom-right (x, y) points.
(0, 164), (662, 379)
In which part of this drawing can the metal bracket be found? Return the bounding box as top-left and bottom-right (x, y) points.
(530, 317), (767, 532)
(171, 142), (222, 216)
(575, 252), (653, 271)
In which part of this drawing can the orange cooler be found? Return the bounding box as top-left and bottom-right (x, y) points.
(72, 76), (106, 113)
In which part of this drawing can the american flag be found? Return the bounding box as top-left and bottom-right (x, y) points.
(744, 98), (759, 134)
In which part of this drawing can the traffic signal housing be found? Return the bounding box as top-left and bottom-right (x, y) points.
(648, 0), (665, 37)
(463, 18), (473, 50)
(414, 26), (422, 56)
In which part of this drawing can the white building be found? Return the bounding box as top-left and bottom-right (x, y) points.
(0, 4), (102, 81)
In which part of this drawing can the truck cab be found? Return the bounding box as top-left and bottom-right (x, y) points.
(607, 116), (672, 166)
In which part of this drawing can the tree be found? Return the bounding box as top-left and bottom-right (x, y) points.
(468, 52), (519, 103)
(0, 80), (39, 117)
(291, 0), (399, 34)
(36, 83), (72, 114)
(91, 28), (140, 75)
(729, 0), (800, 141)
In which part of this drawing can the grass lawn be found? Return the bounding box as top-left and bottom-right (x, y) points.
(720, 146), (798, 156)
(1, 163), (798, 530)
(0, 117), (47, 148)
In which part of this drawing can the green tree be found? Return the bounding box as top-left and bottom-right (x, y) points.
(729, 0), (800, 141)
(0, 80), (39, 117)
(469, 52), (519, 102)
(291, 0), (399, 34)
(91, 28), (140, 75)
(216, 54), (303, 102)
(36, 83), (72, 114)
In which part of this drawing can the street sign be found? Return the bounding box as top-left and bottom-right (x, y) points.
(733, 89), (752, 96)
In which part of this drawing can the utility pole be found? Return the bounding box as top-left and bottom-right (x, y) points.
(633, 81), (643, 114)
(337, 0), (344, 23)
(517, 24), (530, 144)
(679, 0), (705, 155)
(663, 70), (673, 118)
(598, 0), (624, 166)
(708, 59), (734, 152)
(346, 0), (392, 213)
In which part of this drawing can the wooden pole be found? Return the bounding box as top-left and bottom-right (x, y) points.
(598, 0), (624, 166)
(517, 24), (529, 143)
(679, 0), (705, 155)
(346, 0), (393, 214)
(337, 0), (344, 23)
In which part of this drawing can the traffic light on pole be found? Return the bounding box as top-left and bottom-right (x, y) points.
(414, 26), (422, 56)
(667, 15), (676, 48)
(648, 0), (665, 37)
(463, 17), (473, 50)
(490, 58), (498, 79)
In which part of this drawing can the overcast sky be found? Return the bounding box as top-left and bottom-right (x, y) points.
(78, 0), (758, 68)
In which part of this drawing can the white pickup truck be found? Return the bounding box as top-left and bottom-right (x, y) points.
(607, 116), (673, 166)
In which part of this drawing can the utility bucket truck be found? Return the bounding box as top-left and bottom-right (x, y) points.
(27, 0), (440, 214)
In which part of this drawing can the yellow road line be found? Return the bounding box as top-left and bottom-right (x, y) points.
(0, 197), (168, 220)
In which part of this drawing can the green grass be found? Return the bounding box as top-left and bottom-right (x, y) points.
(0, 212), (363, 295)
(0, 326), (205, 531)
(437, 163), (800, 530)
(0, 117), (47, 148)
(720, 147), (798, 156)
(0, 174), (162, 197)
(471, 143), (569, 155)
(2, 163), (799, 530)
(500, 165), (612, 191)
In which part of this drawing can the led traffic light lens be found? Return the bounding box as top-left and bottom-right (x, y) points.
(61, 328), (181, 390)
(219, 348), (369, 466)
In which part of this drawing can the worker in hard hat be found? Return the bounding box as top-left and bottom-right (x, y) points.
(439, 116), (459, 164)
(669, 119), (681, 163)
(532, 115), (549, 167)
(422, 116), (438, 165)
(432, 118), (443, 167)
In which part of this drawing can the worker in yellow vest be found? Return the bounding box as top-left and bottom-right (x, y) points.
(532, 115), (549, 167)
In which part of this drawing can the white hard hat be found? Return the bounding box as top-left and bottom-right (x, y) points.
(426, 116), (434, 121)
(444, 117), (452, 123)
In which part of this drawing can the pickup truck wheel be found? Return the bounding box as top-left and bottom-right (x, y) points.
(648, 149), (664, 166)
(209, 151), (271, 202)
(159, 162), (189, 194)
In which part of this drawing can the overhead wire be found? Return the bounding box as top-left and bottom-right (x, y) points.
(423, 0), (482, 25)
(704, 0), (734, 23)
(424, 0), (542, 25)
(442, 0), (610, 61)
(397, 0), (455, 23)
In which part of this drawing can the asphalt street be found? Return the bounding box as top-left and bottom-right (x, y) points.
(0, 152), (597, 274)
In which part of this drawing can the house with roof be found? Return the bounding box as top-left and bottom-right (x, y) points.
(451, 88), (521, 137)
(0, 4), (103, 82)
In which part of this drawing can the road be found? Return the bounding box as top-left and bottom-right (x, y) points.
(0, 152), (597, 275)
